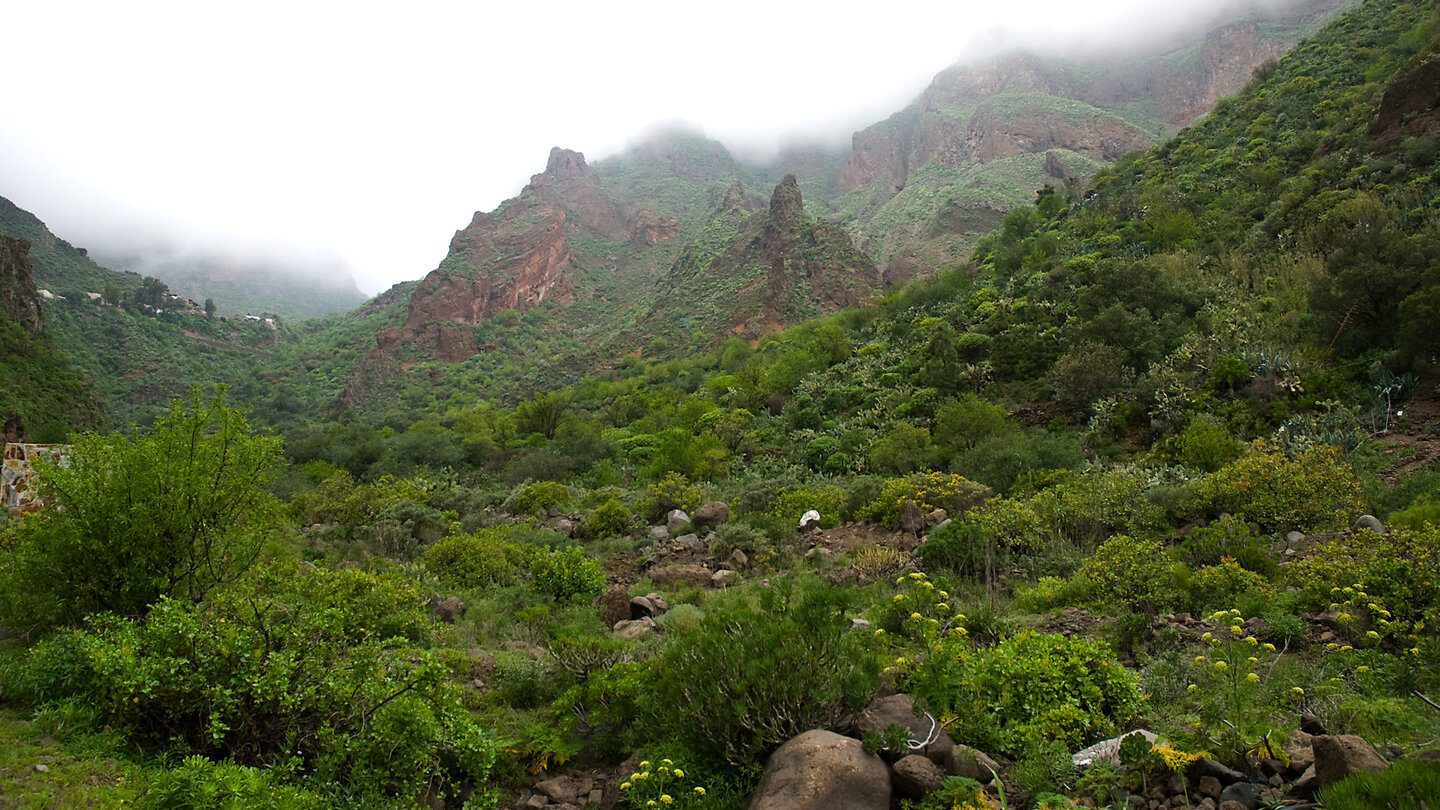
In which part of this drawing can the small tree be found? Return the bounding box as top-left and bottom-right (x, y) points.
(0, 387), (282, 629)
(204, 297), (217, 318)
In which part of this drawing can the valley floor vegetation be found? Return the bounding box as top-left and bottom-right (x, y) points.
(4, 1), (1440, 808)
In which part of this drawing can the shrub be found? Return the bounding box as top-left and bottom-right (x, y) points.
(1079, 535), (1178, 615)
(1174, 514), (1278, 578)
(0, 388), (282, 629)
(1316, 756), (1440, 808)
(650, 581), (880, 765)
(511, 480), (573, 515)
(637, 472), (704, 522)
(1190, 559), (1271, 611)
(141, 755), (327, 810)
(769, 484), (846, 530)
(1198, 440), (1365, 533)
(934, 631), (1143, 758)
(1288, 523), (1440, 631)
(530, 546), (606, 602)
(420, 528), (526, 588)
(1175, 418), (1241, 473)
(26, 562), (496, 801)
(584, 498), (633, 539)
(854, 471), (990, 527)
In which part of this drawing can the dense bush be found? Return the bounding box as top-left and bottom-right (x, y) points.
(649, 581), (879, 765)
(1198, 441), (1365, 533)
(1078, 535), (1177, 615)
(854, 471), (990, 527)
(1289, 524), (1440, 631)
(511, 480), (573, 515)
(637, 472), (705, 521)
(420, 528), (527, 588)
(529, 546), (606, 602)
(24, 562), (497, 802)
(583, 498), (633, 539)
(0, 388), (282, 630)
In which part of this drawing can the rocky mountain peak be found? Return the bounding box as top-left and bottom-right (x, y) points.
(543, 147), (595, 184)
(766, 174), (804, 235)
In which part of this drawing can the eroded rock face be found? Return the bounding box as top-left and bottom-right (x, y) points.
(749, 730), (890, 810)
(1, 236), (43, 335)
(1313, 734), (1389, 787)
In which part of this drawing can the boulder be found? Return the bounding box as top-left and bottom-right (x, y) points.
(1313, 734), (1389, 787)
(925, 509), (947, 527)
(800, 510), (822, 532)
(613, 617), (655, 640)
(435, 596), (467, 623)
(693, 501), (731, 530)
(1283, 730), (1315, 773)
(555, 518), (575, 537)
(856, 693), (954, 764)
(1074, 730), (1158, 768)
(748, 730), (890, 810)
(666, 509), (690, 535)
(891, 754), (946, 799)
(711, 569), (738, 587)
(535, 776), (581, 804)
(645, 592), (670, 612)
(650, 564), (713, 589)
(1352, 515), (1387, 535)
(1189, 756), (1247, 786)
(944, 745), (1000, 783)
(674, 532), (702, 550)
(899, 501), (926, 534)
(1218, 781), (1264, 808)
(600, 587), (632, 627)
(649, 525), (670, 542)
(730, 549), (750, 569)
(631, 595), (660, 619)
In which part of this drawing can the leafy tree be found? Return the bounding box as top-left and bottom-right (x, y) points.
(203, 297), (216, 318)
(0, 388), (282, 629)
(134, 275), (170, 308)
(515, 391), (572, 439)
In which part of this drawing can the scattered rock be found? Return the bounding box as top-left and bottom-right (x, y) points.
(666, 509), (690, 535)
(555, 518), (575, 537)
(851, 618), (872, 629)
(1199, 776), (1222, 799)
(1219, 781), (1263, 808)
(899, 501), (926, 534)
(925, 509), (947, 527)
(800, 510), (822, 532)
(33, 763), (49, 773)
(1190, 756), (1247, 786)
(673, 532), (702, 550)
(649, 525), (669, 542)
(692, 501), (730, 531)
(711, 569), (738, 587)
(1285, 764), (1318, 799)
(1352, 514), (1387, 534)
(749, 730), (891, 810)
(645, 592), (670, 612)
(535, 775), (580, 804)
(1313, 734), (1389, 787)
(1283, 730), (1315, 773)
(729, 549), (749, 569)
(891, 754), (946, 798)
(649, 564), (712, 589)
(613, 617), (656, 640)
(1074, 730), (1157, 768)
(631, 595), (660, 619)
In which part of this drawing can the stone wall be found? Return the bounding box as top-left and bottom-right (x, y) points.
(2, 442), (68, 516)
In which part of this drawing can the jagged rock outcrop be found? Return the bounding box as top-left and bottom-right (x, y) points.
(1, 236), (43, 334)
(638, 175), (881, 342)
(1372, 57), (1440, 151)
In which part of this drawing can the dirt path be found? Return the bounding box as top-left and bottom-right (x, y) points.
(1371, 370), (1440, 486)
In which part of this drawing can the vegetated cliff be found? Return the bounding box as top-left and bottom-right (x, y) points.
(830, 0), (1354, 278)
(636, 175), (881, 344)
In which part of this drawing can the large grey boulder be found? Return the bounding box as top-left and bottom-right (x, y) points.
(666, 509), (690, 535)
(693, 501), (731, 531)
(856, 693), (954, 765)
(1313, 734), (1389, 787)
(748, 730), (890, 810)
(891, 754), (946, 799)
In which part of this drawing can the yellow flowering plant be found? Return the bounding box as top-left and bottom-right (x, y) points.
(1183, 609), (1292, 764)
(617, 757), (714, 810)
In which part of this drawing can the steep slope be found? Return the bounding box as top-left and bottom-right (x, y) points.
(829, 0), (1355, 279)
(0, 196), (281, 427)
(0, 235), (106, 440)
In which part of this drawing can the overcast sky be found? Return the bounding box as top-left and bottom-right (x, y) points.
(0, 0), (1271, 295)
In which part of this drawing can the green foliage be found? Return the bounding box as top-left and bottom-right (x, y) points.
(1078, 535), (1178, 614)
(617, 757), (717, 810)
(854, 471), (990, 527)
(529, 546), (606, 602)
(638, 472), (704, 521)
(419, 528), (526, 588)
(24, 562), (496, 801)
(140, 756), (327, 810)
(0, 388), (282, 630)
(583, 497), (632, 539)
(1174, 514), (1278, 578)
(1316, 756), (1440, 808)
(511, 480), (573, 515)
(650, 581), (880, 766)
(1289, 523), (1440, 632)
(899, 776), (996, 810)
(1174, 418), (1241, 473)
(1198, 440), (1366, 533)
(930, 630), (1144, 759)
(289, 470), (430, 535)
